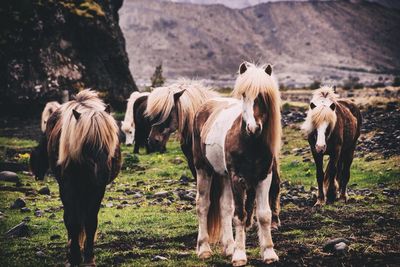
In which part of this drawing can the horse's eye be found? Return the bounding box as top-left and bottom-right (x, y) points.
(44, 121), (47, 124)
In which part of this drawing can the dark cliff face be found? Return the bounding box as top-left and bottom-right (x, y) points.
(0, 0), (137, 115)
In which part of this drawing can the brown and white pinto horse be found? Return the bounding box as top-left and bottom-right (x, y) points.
(41, 101), (61, 132)
(192, 62), (282, 265)
(30, 90), (121, 266)
(145, 81), (218, 176)
(302, 86), (361, 205)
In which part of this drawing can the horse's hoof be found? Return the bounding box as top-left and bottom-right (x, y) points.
(198, 250), (212, 260)
(313, 199), (325, 207)
(222, 242), (235, 257)
(232, 249), (247, 266)
(82, 257), (96, 266)
(263, 248), (279, 264)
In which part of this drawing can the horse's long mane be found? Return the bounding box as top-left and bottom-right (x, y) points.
(146, 80), (218, 140)
(53, 90), (119, 167)
(41, 101), (61, 132)
(301, 86), (338, 134)
(232, 63), (282, 157)
(121, 91), (149, 132)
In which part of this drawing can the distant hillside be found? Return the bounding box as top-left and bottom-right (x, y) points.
(120, 0), (400, 87)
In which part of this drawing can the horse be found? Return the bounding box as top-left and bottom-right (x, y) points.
(41, 101), (61, 132)
(301, 86), (362, 205)
(132, 94), (159, 153)
(192, 62), (282, 266)
(30, 90), (121, 266)
(121, 91), (150, 146)
(145, 80), (218, 176)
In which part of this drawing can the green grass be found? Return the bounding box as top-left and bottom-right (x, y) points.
(0, 124), (399, 266)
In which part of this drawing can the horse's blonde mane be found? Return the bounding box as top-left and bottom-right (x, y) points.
(41, 101), (61, 132)
(146, 80), (218, 140)
(301, 86), (338, 134)
(55, 89), (119, 167)
(232, 63), (282, 157)
(121, 91), (149, 132)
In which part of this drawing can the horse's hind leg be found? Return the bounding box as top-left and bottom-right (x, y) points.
(64, 208), (83, 266)
(269, 160), (281, 229)
(196, 169), (213, 259)
(231, 174), (247, 266)
(83, 191), (104, 266)
(339, 149), (355, 202)
(256, 172), (279, 264)
(220, 175), (234, 257)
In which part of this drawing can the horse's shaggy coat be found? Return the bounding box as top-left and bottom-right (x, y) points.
(302, 86), (361, 205)
(192, 62), (282, 265)
(145, 80), (218, 175)
(30, 90), (121, 266)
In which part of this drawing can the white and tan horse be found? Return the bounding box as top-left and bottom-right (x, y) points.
(41, 101), (61, 132)
(121, 91), (150, 145)
(192, 62), (282, 265)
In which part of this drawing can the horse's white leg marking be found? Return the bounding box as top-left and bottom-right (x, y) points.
(316, 121), (328, 153)
(220, 176), (234, 257)
(256, 172), (279, 264)
(232, 215), (247, 266)
(196, 168), (212, 259)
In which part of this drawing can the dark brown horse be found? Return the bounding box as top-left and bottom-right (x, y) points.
(30, 90), (121, 266)
(192, 62), (282, 265)
(302, 86), (362, 205)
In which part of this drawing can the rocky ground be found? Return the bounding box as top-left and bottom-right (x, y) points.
(0, 99), (399, 266)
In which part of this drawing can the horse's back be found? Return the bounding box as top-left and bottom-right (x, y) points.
(338, 99), (362, 133)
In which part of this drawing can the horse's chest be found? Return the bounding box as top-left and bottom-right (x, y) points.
(204, 104), (241, 175)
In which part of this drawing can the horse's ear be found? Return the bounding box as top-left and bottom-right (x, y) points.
(330, 103), (336, 111)
(239, 62), (247, 74)
(72, 109), (81, 120)
(104, 104), (111, 114)
(310, 102), (316, 110)
(173, 90), (185, 102)
(265, 64), (272, 76)
(333, 85), (337, 93)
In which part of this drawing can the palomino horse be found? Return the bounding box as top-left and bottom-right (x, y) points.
(30, 90), (121, 266)
(302, 86), (361, 205)
(121, 91), (150, 146)
(145, 81), (218, 175)
(41, 101), (61, 132)
(192, 62), (282, 265)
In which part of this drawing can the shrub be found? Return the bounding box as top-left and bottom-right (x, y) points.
(309, 80), (321, 90)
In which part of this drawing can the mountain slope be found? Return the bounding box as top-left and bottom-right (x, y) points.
(120, 0), (400, 86)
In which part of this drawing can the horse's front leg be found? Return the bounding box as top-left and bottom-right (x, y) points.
(220, 175), (234, 257)
(256, 172), (279, 264)
(195, 169), (212, 259)
(325, 149), (340, 204)
(311, 149), (325, 206)
(231, 175), (247, 266)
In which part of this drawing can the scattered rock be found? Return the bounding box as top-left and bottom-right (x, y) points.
(20, 207), (31, 213)
(0, 171), (20, 184)
(179, 175), (191, 185)
(323, 238), (350, 253)
(106, 202), (114, 208)
(25, 189), (38, 196)
(133, 192), (143, 199)
(5, 222), (30, 237)
(49, 213), (56, 219)
(170, 157), (184, 164)
(154, 191), (169, 198)
(334, 242), (348, 254)
(152, 255), (168, 261)
(38, 187), (51, 195)
(34, 210), (43, 217)
(376, 216), (385, 226)
(50, 234), (61, 240)
(36, 251), (47, 258)
(10, 198), (26, 209)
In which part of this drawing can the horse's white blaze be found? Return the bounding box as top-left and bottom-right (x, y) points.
(205, 101), (241, 175)
(316, 121), (329, 152)
(242, 98), (258, 133)
(256, 172), (278, 262)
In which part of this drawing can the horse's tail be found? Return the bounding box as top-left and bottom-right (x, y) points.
(207, 173), (223, 243)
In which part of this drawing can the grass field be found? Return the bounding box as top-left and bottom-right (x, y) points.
(0, 122), (399, 266)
